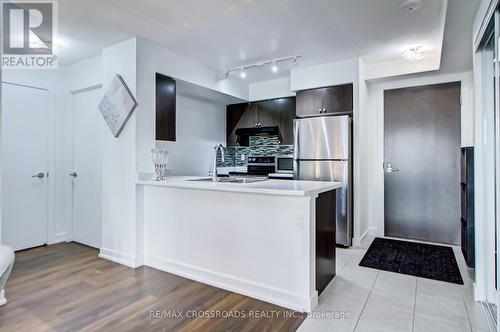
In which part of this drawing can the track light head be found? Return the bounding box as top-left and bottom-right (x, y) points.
(271, 63), (279, 73)
(239, 69), (247, 79)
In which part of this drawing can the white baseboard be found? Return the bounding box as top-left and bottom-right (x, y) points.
(0, 289), (6, 306)
(47, 232), (68, 245)
(99, 248), (142, 268)
(145, 254), (312, 313)
(353, 228), (377, 248)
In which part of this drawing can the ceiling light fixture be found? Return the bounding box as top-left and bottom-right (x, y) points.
(401, 45), (426, 61)
(225, 55), (302, 79)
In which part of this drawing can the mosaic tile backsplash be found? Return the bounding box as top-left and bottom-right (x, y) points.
(217, 136), (293, 167)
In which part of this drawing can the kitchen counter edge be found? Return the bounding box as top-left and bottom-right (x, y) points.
(136, 175), (342, 197)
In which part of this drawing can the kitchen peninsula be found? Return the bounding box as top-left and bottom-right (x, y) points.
(136, 175), (341, 312)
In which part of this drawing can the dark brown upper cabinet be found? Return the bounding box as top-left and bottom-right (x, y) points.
(226, 97), (296, 146)
(226, 103), (259, 146)
(277, 97), (296, 145)
(258, 99), (281, 127)
(226, 103), (248, 146)
(296, 88), (323, 116)
(156, 73), (176, 141)
(296, 83), (353, 117)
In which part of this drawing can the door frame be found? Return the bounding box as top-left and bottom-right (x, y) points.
(1, 79), (56, 246)
(382, 82), (462, 245)
(368, 72), (473, 239)
(473, 5), (500, 321)
(68, 84), (103, 245)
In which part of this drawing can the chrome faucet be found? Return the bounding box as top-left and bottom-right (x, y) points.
(211, 144), (225, 182)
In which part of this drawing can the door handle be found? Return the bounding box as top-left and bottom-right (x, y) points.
(384, 163), (399, 173)
(31, 172), (45, 179)
(69, 172), (78, 178)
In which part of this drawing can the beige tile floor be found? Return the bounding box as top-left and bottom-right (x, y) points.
(298, 237), (491, 332)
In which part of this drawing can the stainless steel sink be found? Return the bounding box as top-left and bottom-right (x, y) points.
(188, 177), (267, 184)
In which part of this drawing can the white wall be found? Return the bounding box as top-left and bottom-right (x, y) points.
(249, 77), (295, 101)
(99, 38), (139, 267)
(359, 71), (474, 241)
(290, 58), (359, 91)
(64, 56), (102, 92)
(135, 38), (248, 174)
(156, 94), (226, 176)
(355, 59), (371, 246)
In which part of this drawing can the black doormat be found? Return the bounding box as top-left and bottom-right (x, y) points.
(359, 238), (464, 285)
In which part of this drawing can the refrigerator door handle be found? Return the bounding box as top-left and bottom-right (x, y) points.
(293, 120), (299, 160)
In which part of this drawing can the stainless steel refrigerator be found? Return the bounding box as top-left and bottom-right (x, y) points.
(293, 115), (352, 246)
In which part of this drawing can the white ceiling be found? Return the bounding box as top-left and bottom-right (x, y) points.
(56, 0), (479, 81)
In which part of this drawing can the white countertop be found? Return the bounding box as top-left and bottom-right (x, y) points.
(137, 174), (341, 197)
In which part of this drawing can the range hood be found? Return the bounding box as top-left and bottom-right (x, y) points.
(235, 126), (282, 146)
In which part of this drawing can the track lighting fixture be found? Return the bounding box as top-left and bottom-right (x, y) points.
(225, 55), (302, 79)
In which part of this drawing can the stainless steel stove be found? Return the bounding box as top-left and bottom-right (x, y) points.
(246, 156), (276, 175)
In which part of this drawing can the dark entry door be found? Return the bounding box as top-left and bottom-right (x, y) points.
(384, 82), (461, 245)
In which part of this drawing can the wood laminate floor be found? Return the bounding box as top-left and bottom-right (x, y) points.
(0, 242), (305, 332)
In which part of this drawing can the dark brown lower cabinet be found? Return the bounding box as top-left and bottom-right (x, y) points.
(461, 147), (474, 267)
(316, 189), (337, 295)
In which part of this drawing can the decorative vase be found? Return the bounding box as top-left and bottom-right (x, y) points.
(151, 148), (169, 181)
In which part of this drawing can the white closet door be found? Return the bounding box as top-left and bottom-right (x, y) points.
(71, 87), (103, 248)
(2, 83), (49, 251)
